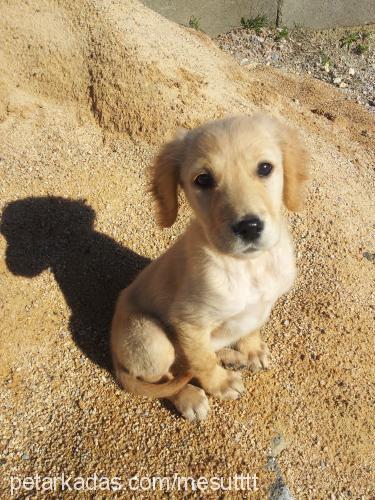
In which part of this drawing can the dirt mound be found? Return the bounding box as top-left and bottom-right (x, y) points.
(0, 1), (374, 498)
(0, 0), (241, 141)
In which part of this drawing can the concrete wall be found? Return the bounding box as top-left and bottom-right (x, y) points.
(142, 0), (278, 36)
(281, 0), (375, 30)
(142, 0), (375, 36)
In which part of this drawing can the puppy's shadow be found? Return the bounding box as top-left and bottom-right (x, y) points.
(1, 197), (150, 370)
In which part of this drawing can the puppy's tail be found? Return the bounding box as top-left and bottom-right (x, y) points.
(116, 365), (193, 398)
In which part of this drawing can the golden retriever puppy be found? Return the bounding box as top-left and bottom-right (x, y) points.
(111, 113), (309, 420)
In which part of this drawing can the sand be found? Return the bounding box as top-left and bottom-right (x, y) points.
(0, 0), (374, 498)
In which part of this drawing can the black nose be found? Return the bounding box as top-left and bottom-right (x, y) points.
(232, 216), (264, 242)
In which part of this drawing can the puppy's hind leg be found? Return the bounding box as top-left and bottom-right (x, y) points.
(112, 307), (191, 398)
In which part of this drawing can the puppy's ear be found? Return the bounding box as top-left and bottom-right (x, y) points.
(151, 129), (187, 227)
(279, 125), (309, 211)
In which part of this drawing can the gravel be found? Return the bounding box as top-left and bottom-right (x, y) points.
(216, 24), (375, 111)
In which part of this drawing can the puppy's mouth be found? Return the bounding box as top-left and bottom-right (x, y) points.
(237, 242), (265, 258)
(240, 234), (280, 256)
(235, 232), (266, 254)
(205, 221), (279, 257)
(208, 230), (265, 257)
(243, 245), (261, 254)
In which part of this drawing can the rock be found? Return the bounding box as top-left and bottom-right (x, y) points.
(269, 476), (294, 500)
(363, 252), (375, 263)
(271, 434), (288, 456)
(21, 452), (30, 460)
(339, 82), (348, 88)
(323, 62), (330, 73)
(333, 77), (341, 84)
(240, 58), (249, 66)
(266, 456), (278, 471)
(348, 68), (355, 76)
(0, 439), (9, 452)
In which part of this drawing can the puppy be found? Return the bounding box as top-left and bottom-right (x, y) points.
(111, 113), (309, 420)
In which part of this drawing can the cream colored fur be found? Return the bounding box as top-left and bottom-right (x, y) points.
(111, 113), (309, 420)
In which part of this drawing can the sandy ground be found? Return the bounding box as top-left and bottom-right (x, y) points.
(0, 0), (374, 498)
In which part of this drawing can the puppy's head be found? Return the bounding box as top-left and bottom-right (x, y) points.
(151, 114), (309, 256)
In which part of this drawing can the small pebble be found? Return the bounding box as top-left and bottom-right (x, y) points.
(363, 252), (375, 263)
(271, 434), (288, 456)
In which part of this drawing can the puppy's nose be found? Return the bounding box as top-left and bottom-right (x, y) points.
(232, 216), (264, 242)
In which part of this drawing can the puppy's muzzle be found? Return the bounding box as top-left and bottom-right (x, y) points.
(231, 216), (264, 243)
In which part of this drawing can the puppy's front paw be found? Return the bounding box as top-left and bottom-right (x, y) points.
(201, 366), (245, 400)
(216, 348), (248, 370)
(216, 370), (245, 400)
(247, 341), (270, 372)
(170, 384), (210, 421)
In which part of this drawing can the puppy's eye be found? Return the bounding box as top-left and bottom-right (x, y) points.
(257, 162), (273, 177)
(194, 173), (215, 189)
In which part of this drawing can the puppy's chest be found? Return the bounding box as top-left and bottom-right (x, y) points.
(209, 251), (295, 350)
(217, 249), (295, 321)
